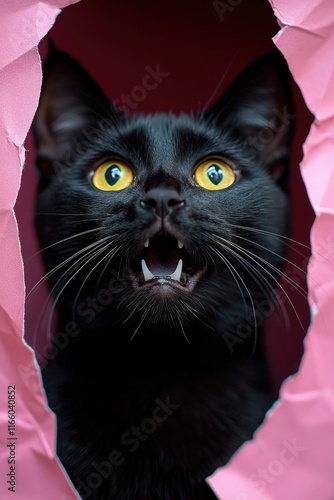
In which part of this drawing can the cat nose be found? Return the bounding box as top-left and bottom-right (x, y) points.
(140, 187), (185, 217)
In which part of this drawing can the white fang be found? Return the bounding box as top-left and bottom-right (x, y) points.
(169, 259), (183, 282)
(178, 240), (183, 249)
(141, 259), (154, 281)
(144, 240), (149, 248)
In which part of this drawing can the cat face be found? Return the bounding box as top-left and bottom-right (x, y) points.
(33, 48), (293, 341)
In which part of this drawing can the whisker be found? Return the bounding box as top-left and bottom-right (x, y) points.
(213, 234), (308, 300)
(28, 227), (102, 261)
(94, 243), (125, 295)
(120, 295), (141, 325)
(209, 233), (289, 306)
(46, 240), (114, 340)
(209, 245), (248, 314)
(72, 244), (121, 321)
(201, 50), (240, 117)
(236, 244), (309, 301)
(208, 234), (290, 327)
(31, 238), (112, 348)
(209, 245), (258, 356)
(35, 212), (102, 218)
(208, 235), (274, 297)
(231, 232), (328, 299)
(182, 301), (203, 322)
(27, 236), (111, 300)
(213, 236), (308, 335)
(118, 247), (131, 278)
(175, 309), (190, 343)
(228, 223), (312, 257)
(234, 233), (309, 279)
(129, 309), (149, 342)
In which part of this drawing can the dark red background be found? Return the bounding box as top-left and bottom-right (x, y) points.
(16, 0), (314, 392)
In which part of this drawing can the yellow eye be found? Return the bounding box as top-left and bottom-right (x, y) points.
(194, 160), (235, 191)
(91, 161), (134, 191)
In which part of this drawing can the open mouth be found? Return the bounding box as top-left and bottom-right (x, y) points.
(128, 232), (206, 293)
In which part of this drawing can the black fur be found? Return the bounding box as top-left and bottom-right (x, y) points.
(33, 47), (293, 499)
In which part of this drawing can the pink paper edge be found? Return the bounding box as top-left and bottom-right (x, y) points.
(2, 1), (333, 498)
(0, 1), (81, 499)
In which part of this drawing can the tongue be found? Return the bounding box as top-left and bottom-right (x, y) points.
(144, 246), (181, 275)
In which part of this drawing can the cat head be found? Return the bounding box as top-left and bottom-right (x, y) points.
(33, 46), (293, 347)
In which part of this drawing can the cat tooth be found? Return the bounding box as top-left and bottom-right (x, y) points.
(169, 259), (183, 282)
(178, 240), (183, 249)
(144, 240), (149, 248)
(141, 259), (154, 281)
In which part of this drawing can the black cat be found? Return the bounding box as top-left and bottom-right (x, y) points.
(33, 46), (293, 499)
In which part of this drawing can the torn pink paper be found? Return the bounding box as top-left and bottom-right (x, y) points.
(208, 0), (334, 498)
(0, 1), (80, 499)
(1, 1), (331, 499)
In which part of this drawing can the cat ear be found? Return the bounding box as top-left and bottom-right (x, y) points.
(33, 44), (122, 178)
(205, 51), (294, 188)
